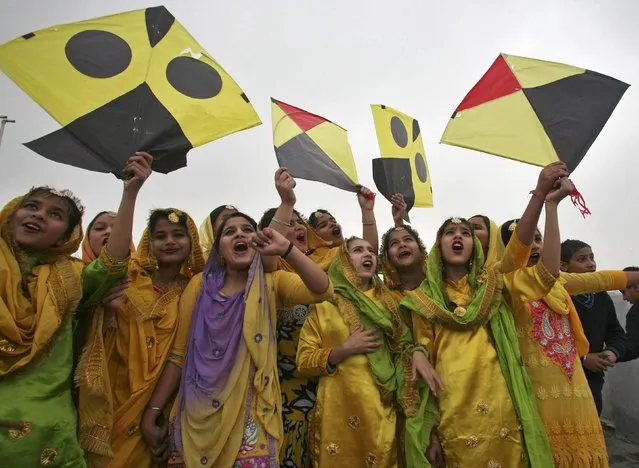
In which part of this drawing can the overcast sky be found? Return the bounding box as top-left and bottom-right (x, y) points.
(1, 0), (637, 270)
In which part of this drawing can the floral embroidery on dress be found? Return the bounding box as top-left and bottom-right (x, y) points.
(233, 457), (271, 468)
(240, 417), (259, 455)
(528, 300), (576, 379)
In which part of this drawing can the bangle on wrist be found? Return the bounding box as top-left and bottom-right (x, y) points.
(281, 242), (294, 259)
(146, 406), (162, 412)
(271, 217), (291, 228)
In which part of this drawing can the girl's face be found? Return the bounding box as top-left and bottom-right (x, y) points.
(348, 239), (377, 281)
(151, 219), (191, 267)
(10, 193), (72, 252)
(528, 229), (543, 267)
(469, 216), (489, 257)
(88, 212), (116, 256)
(440, 221), (474, 267)
(213, 208), (237, 238)
(218, 216), (257, 270)
(286, 213), (308, 252)
(386, 229), (421, 270)
(312, 212), (343, 246)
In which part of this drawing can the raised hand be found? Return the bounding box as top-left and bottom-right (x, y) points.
(412, 350), (444, 397)
(391, 193), (407, 226)
(545, 177), (573, 204)
(274, 167), (296, 206)
(249, 228), (292, 257)
(357, 186), (376, 211)
(123, 151), (153, 192)
(535, 161), (569, 196)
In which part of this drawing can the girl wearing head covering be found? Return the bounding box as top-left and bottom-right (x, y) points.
(77, 207), (204, 468)
(0, 187), (130, 465)
(400, 217), (553, 468)
(297, 237), (434, 467)
(198, 205), (238, 259)
(1, 153), (150, 466)
(500, 178), (639, 467)
(142, 212), (332, 467)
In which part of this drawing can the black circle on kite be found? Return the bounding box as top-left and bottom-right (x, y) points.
(65, 30), (132, 78)
(412, 119), (421, 141)
(415, 152), (428, 183)
(390, 116), (408, 148)
(166, 57), (223, 99)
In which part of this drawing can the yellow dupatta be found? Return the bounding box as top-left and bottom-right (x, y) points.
(0, 195), (83, 376)
(77, 209), (203, 467)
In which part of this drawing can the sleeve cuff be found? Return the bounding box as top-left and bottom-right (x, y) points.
(99, 246), (130, 273)
(536, 260), (558, 289)
(606, 347), (621, 359)
(508, 228), (531, 258)
(167, 352), (184, 368)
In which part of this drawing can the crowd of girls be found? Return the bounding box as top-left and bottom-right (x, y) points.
(1, 153), (638, 468)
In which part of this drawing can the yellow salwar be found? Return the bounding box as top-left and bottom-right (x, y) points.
(170, 269), (333, 468)
(274, 228), (337, 467)
(297, 290), (398, 468)
(411, 275), (527, 468)
(504, 268), (627, 467)
(77, 211), (203, 468)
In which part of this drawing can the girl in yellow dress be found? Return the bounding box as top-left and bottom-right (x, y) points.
(400, 217), (553, 468)
(499, 179), (639, 467)
(143, 212), (332, 467)
(298, 238), (434, 468)
(260, 168), (381, 467)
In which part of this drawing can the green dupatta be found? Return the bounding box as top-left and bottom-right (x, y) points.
(328, 246), (435, 467)
(401, 236), (553, 468)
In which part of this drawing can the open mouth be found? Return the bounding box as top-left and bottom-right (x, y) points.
(101, 236), (110, 246)
(362, 259), (374, 269)
(452, 241), (464, 253)
(22, 222), (43, 233)
(529, 252), (540, 263)
(331, 226), (342, 236)
(296, 232), (306, 243)
(234, 241), (249, 253)
(398, 249), (412, 259)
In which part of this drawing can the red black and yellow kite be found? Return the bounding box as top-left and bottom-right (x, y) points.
(271, 98), (359, 192)
(0, 6), (261, 178)
(441, 53), (629, 171)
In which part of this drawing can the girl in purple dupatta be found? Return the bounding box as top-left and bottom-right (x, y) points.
(141, 213), (333, 468)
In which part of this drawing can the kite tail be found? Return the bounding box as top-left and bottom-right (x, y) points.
(569, 181), (591, 218)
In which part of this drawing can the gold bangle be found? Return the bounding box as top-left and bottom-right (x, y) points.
(271, 217), (291, 228)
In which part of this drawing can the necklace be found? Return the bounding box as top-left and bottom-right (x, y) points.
(573, 293), (595, 309)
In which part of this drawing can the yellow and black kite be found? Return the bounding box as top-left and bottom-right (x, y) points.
(441, 53), (629, 171)
(370, 105), (433, 216)
(0, 6), (261, 177)
(271, 98), (359, 192)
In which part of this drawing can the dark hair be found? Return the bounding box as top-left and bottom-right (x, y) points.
(500, 219), (519, 247)
(258, 207), (302, 230)
(25, 187), (83, 237)
(208, 205), (238, 234)
(560, 239), (591, 263)
(308, 209), (333, 228)
(148, 209), (188, 233)
(381, 224), (427, 260)
(623, 266), (639, 272)
(469, 214), (491, 238)
(212, 212), (257, 254)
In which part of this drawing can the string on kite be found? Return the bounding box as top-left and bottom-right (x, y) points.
(569, 180), (591, 218)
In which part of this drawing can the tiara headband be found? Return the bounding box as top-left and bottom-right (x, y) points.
(41, 187), (85, 214)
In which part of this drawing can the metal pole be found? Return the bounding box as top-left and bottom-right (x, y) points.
(0, 116), (16, 150)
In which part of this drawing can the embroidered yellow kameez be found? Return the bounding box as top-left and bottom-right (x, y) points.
(505, 267), (627, 467)
(77, 212), (203, 468)
(297, 290), (398, 468)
